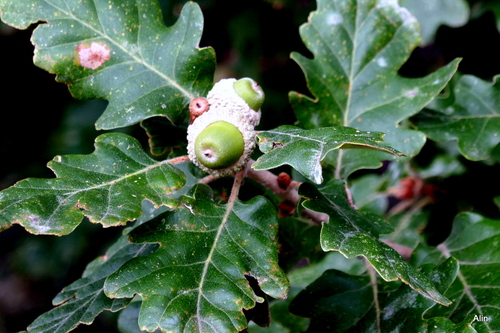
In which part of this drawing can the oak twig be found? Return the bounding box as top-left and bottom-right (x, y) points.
(245, 160), (328, 225)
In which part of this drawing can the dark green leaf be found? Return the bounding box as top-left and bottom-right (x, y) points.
(285, 254), (460, 331)
(350, 257), (460, 332)
(494, 196), (500, 211)
(414, 75), (500, 161)
(473, 1), (500, 33)
(249, 251), (368, 333)
(26, 228), (157, 333)
(289, 270), (373, 332)
(0, 0), (215, 129)
(253, 125), (404, 184)
(423, 317), (477, 333)
(140, 117), (188, 157)
(288, 252), (367, 291)
(277, 217), (323, 272)
(247, 292), (310, 333)
(104, 184), (288, 333)
(0, 133), (186, 235)
(413, 213), (500, 333)
(299, 180), (451, 305)
(290, 0), (459, 177)
(257, 251), (367, 333)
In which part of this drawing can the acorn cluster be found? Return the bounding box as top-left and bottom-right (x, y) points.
(186, 78), (265, 177)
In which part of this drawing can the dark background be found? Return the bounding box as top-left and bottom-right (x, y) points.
(1, 0), (500, 332)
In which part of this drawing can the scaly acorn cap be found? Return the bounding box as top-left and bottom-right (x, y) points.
(187, 105), (256, 177)
(206, 78), (262, 127)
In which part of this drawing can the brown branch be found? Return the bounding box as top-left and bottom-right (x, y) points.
(199, 174), (218, 184)
(245, 160), (328, 225)
(186, 159), (415, 265)
(166, 155), (191, 164)
(365, 258), (382, 333)
(229, 167), (246, 203)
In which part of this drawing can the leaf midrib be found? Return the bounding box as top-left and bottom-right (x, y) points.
(195, 202), (233, 331)
(40, 0), (195, 100)
(335, 1), (361, 178)
(0, 158), (175, 219)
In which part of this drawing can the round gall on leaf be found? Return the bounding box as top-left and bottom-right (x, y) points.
(76, 42), (111, 69)
(194, 121), (245, 169)
(233, 77), (265, 111)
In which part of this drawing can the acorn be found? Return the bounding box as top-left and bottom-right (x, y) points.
(186, 77), (265, 177)
(206, 78), (263, 126)
(233, 77), (265, 111)
(194, 121), (244, 169)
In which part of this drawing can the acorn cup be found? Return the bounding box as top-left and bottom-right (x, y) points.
(187, 77), (265, 177)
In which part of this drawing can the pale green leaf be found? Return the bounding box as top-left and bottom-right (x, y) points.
(253, 125), (404, 184)
(417, 154), (466, 179)
(399, 0), (470, 45)
(290, 0), (459, 178)
(0, 133), (186, 235)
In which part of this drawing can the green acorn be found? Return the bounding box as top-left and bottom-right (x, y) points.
(194, 121), (245, 169)
(187, 77), (265, 177)
(206, 78), (263, 126)
(233, 77), (265, 111)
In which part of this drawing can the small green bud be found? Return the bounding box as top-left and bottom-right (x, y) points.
(194, 121), (245, 169)
(233, 77), (265, 111)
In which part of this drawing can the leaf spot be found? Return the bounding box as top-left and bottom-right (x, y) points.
(376, 57), (388, 67)
(22, 214), (50, 233)
(326, 12), (343, 25)
(76, 42), (111, 70)
(405, 88), (419, 98)
(377, 0), (417, 26)
(272, 142), (284, 149)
